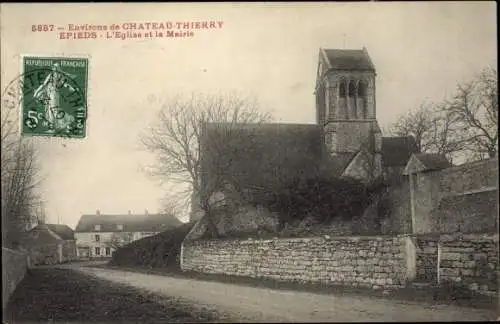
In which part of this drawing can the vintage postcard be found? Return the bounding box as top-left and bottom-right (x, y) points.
(1, 2), (498, 323)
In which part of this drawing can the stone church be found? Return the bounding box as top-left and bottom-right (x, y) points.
(192, 47), (419, 221)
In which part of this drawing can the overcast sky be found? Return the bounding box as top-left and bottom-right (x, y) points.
(1, 2), (497, 228)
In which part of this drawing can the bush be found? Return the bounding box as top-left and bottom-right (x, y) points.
(250, 174), (380, 225)
(110, 222), (196, 269)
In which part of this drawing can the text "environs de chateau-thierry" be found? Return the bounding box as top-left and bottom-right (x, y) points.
(68, 21), (225, 31)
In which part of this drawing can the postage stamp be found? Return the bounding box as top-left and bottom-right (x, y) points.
(20, 55), (88, 138)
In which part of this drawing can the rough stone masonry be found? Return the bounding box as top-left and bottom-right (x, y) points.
(439, 233), (498, 295)
(182, 235), (413, 290)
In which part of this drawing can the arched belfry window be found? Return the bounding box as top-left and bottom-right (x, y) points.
(348, 81), (356, 119)
(357, 80), (368, 118)
(338, 80), (347, 119)
(348, 81), (356, 97)
(339, 81), (346, 98)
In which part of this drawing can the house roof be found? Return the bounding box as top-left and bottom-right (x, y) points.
(74, 213), (182, 233)
(46, 224), (75, 240)
(200, 122), (325, 198)
(21, 225), (63, 247)
(322, 48), (375, 71)
(381, 136), (419, 167)
(413, 153), (452, 171)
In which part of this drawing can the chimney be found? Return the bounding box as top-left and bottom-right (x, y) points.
(96, 209), (100, 216)
(145, 209), (149, 215)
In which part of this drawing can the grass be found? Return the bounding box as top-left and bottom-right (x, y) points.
(4, 267), (219, 323)
(89, 262), (499, 311)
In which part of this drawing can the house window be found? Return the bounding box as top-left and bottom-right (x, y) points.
(105, 247), (111, 256)
(95, 234), (100, 242)
(116, 224), (123, 230)
(94, 224), (101, 231)
(95, 247), (101, 256)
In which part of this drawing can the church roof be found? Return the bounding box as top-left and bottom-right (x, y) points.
(381, 136), (419, 167)
(322, 48), (375, 71)
(200, 122), (325, 198)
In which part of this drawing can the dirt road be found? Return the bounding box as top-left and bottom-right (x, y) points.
(74, 265), (497, 322)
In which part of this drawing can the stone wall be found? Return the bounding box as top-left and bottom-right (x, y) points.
(415, 236), (439, 283)
(411, 158), (498, 234)
(2, 247), (28, 310)
(29, 243), (61, 265)
(62, 240), (77, 262)
(182, 235), (414, 290)
(438, 158), (498, 195)
(433, 189), (498, 234)
(439, 233), (498, 295)
(412, 171), (441, 234)
(385, 179), (412, 234)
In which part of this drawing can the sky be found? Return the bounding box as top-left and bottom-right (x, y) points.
(1, 2), (497, 228)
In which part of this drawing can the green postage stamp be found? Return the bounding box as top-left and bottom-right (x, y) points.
(21, 56), (88, 138)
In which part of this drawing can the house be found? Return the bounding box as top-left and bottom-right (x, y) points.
(191, 47), (419, 222)
(20, 223), (77, 265)
(74, 210), (182, 259)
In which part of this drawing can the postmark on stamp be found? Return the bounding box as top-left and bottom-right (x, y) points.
(20, 56), (88, 138)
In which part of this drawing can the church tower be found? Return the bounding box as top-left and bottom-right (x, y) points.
(315, 47), (382, 177)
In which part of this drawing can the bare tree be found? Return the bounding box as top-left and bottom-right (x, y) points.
(389, 101), (463, 163)
(390, 102), (436, 153)
(106, 232), (134, 250)
(34, 200), (47, 225)
(139, 92), (272, 237)
(445, 67), (498, 161)
(1, 137), (42, 246)
(390, 67), (498, 164)
(1, 101), (43, 247)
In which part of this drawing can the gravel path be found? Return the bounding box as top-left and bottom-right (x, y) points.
(75, 265), (498, 322)
(4, 267), (216, 323)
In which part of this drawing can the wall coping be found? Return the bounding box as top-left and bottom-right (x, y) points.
(2, 247), (28, 256)
(440, 186), (498, 198)
(183, 233), (499, 245)
(184, 234), (411, 245)
(438, 158), (498, 175)
(408, 233), (498, 239)
(439, 233), (499, 241)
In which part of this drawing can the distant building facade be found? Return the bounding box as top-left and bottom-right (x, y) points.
(74, 210), (182, 259)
